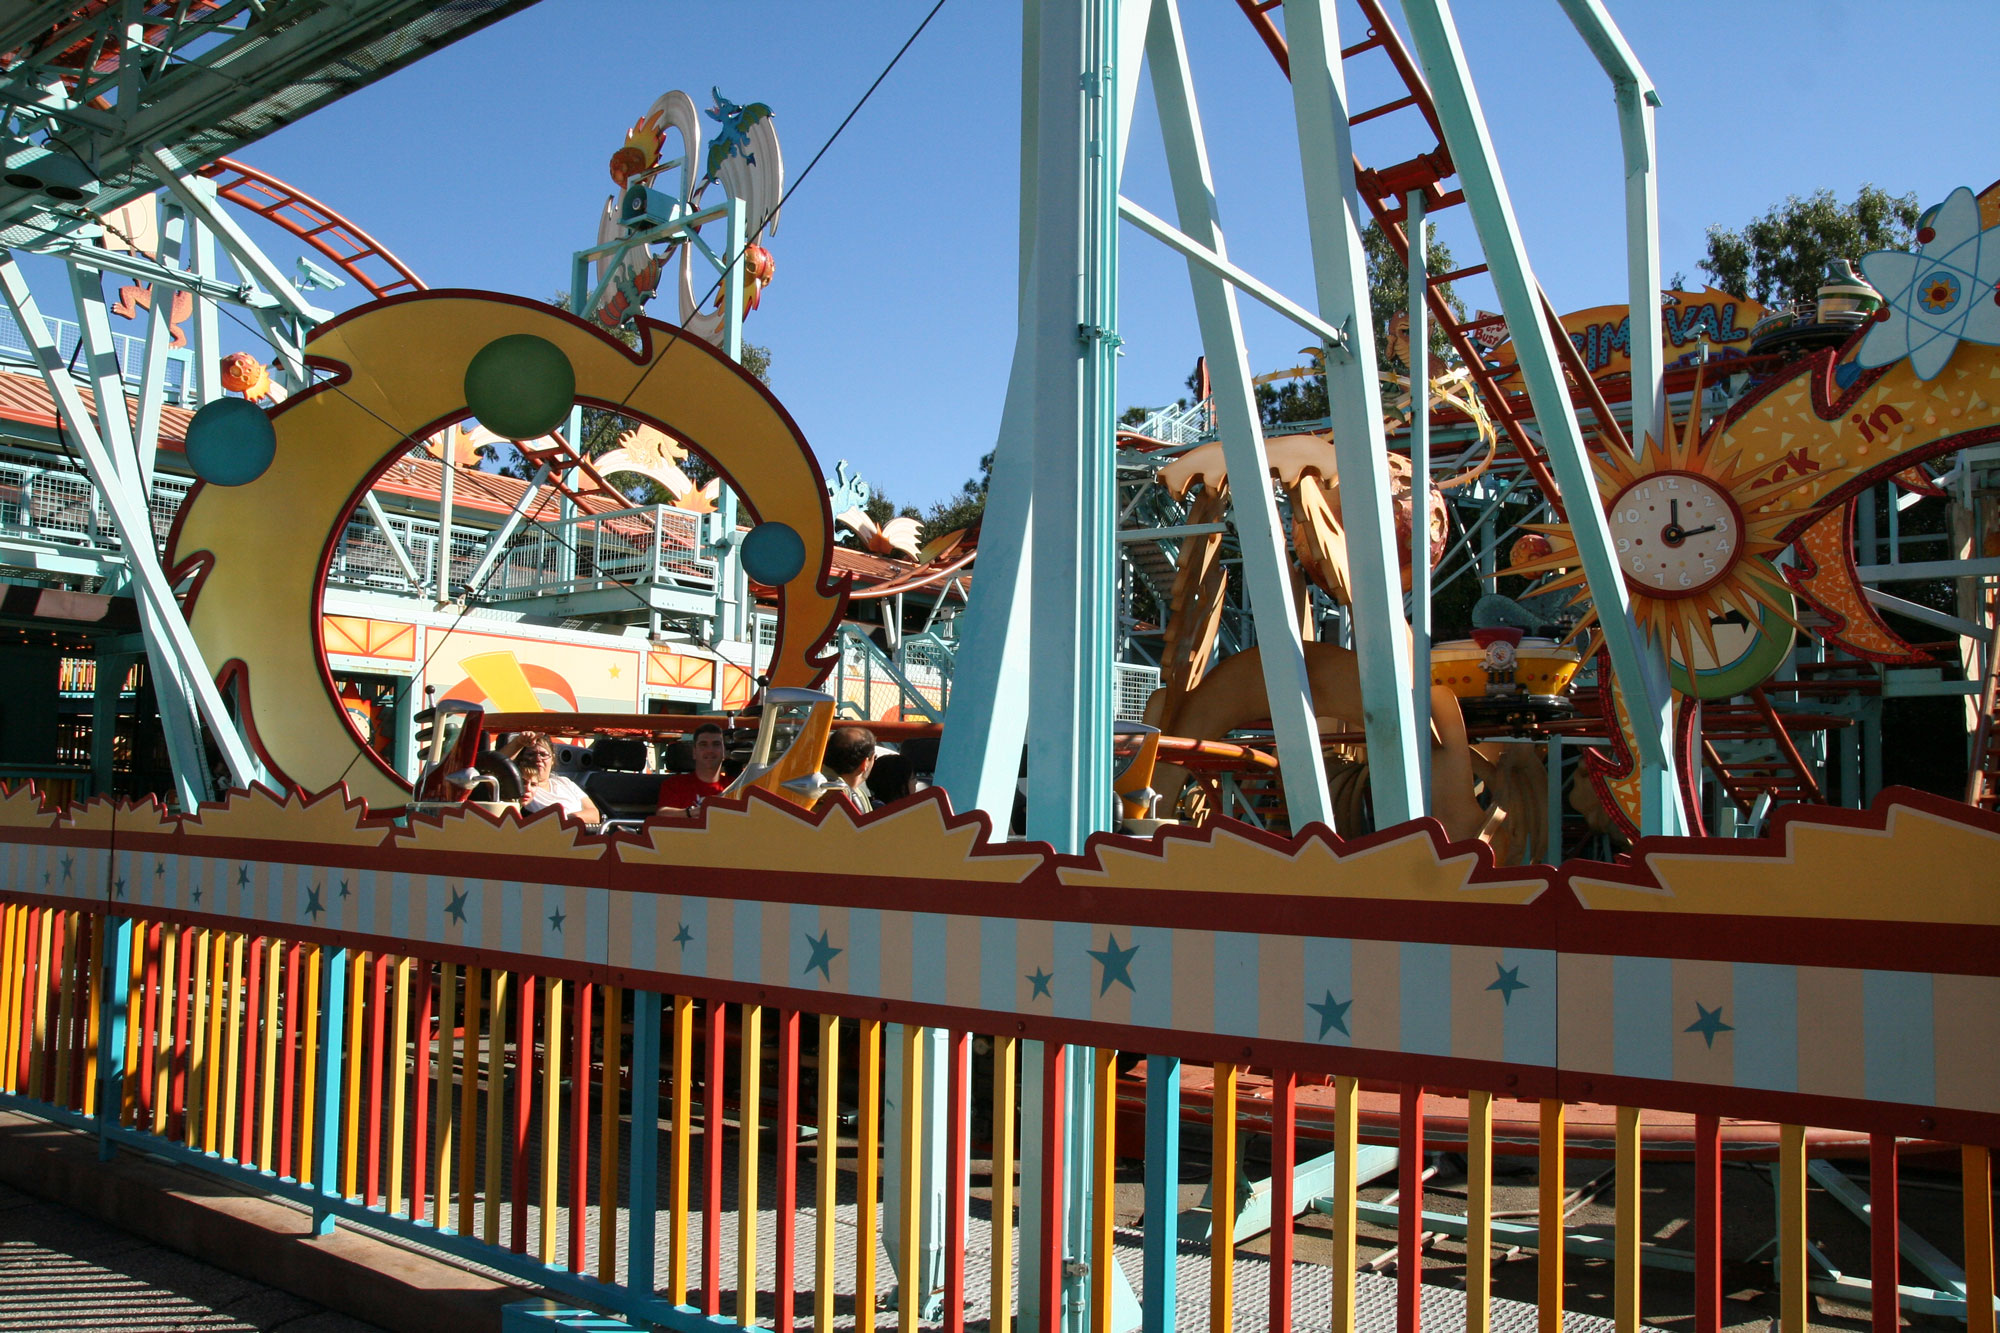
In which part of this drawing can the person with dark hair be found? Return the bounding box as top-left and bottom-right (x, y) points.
(503, 732), (601, 824)
(657, 722), (728, 815)
(819, 726), (877, 812)
(866, 751), (914, 807)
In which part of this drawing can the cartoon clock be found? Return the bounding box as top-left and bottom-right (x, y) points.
(1605, 471), (1743, 599)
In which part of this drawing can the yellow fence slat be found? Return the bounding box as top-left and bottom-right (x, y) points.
(1540, 1099), (1566, 1333)
(222, 936), (244, 1160)
(1467, 1088), (1494, 1333)
(388, 958), (412, 1218)
(898, 1024), (925, 1333)
(1211, 1061), (1238, 1333)
(856, 1017), (882, 1331)
(1615, 1106), (1642, 1333)
(815, 1013), (840, 1331)
(484, 971), (510, 1247)
(1778, 1124), (1807, 1333)
(992, 1033), (1017, 1333)
(1967, 1146), (1996, 1333)
(1091, 1047), (1116, 1333)
(540, 978), (562, 1266)
(669, 993), (693, 1308)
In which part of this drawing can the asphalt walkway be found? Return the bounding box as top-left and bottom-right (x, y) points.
(0, 1181), (384, 1332)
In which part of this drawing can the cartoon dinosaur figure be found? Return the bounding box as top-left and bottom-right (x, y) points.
(704, 88), (774, 185)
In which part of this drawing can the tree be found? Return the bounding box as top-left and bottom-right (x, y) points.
(1698, 185), (1919, 309)
(1249, 221), (1465, 428)
(923, 450), (993, 541)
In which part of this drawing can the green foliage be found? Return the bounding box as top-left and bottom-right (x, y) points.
(1251, 221), (1464, 429)
(922, 450), (994, 542)
(1698, 185), (1919, 308)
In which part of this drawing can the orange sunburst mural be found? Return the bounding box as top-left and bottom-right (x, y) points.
(1505, 361), (1811, 675)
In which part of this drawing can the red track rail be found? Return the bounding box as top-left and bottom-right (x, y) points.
(1230, 0), (1661, 514)
(196, 157), (425, 299)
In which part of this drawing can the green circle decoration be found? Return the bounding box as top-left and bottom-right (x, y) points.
(184, 397), (277, 486)
(463, 334), (576, 440)
(740, 521), (807, 586)
(1669, 568), (1796, 700)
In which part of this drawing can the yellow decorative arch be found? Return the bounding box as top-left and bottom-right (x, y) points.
(169, 291), (842, 810)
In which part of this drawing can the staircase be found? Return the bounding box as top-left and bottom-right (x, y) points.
(1698, 688), (1834, 816)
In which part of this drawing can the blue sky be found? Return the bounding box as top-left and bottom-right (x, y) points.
(207, 1), (2000, 510)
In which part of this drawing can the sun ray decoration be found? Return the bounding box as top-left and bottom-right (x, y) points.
(1503, 360), (1814, 681)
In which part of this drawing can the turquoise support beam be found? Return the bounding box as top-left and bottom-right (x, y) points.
(1398, 0), (1684, 834)
(935, 0), (1043, 835)
(97, 915), (132, 1161)
(1555, 0), (1664, 449)
(314, 945), (348, 1236)
(1407, 189), (1433, 799)
(1142, 1055), (1180, 1333)
(1281, 0), (1423, 826)
(1144, 0), (1331, 831)
(627, 991), (660, 1293)
(1022, 0), (1119, 850)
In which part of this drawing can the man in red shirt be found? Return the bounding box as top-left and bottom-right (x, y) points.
(657, 723), (729, 815)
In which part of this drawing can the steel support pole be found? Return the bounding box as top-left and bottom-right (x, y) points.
(720, 195), (749, 644)
(933, 0), (1046, 826)
(1147, 0), (1332, 830)
(1, 255), (256, 796)
(1399, 0), (1683, 833)
(1284, 0), (1425, 825)
(1407, 189), (1434, 800)
(1555, 0), (1664, 450)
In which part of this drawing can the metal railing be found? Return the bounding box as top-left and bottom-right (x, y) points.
(0, 788), (1991, 1333)
(0, 309), (194, 403)
(481, 504), (715, 600)
(0, 446), (188, 555)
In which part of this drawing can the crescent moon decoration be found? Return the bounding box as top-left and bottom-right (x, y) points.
(168, 291), (844, 812)
(1785, 505), (1930, 665)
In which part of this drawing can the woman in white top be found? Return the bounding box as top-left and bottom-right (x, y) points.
(507, 733), (602, 824)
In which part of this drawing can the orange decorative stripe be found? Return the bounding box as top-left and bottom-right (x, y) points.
(646, 651), (715, 692)
(322, 616), (416, 662)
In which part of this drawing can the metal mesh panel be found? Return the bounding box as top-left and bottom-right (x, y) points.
(1114, 662), (1161, 721)
(0, 446), (188, 554)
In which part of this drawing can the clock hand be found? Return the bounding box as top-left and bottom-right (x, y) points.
(1670, 499), (1679, 527)
(1680, 523), (1718, 538)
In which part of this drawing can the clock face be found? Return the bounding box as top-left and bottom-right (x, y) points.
(1606, 471), (1743, 599)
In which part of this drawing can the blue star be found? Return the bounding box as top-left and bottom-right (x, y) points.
(444, 885), (468, 925)
(1086, 933), (1139, 997)
(59, 854), (73, 882)
(1308, 991), (1352, 1040)
(112, 877), (125, 898)
(337, 878), (351, 900)
(190, 883), (202, 905)
(235, 864), (251, 889)
(1487, 962), (1528, 1006)
(1685, 1002), (1733, 1049)
(1026, 966), (1054, 1000)
(802, 929), (842, 981)
(672, 922), (693, 951)
(153, 861), (165, 879)
(303, 883), (324, 919)
(548, 907), (566, 933)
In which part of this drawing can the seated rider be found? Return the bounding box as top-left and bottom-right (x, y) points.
(819, 726), (877, 813)
(657, 722), (730, 815)
(502, 732), (602, 824)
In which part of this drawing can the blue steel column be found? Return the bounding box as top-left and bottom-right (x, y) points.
(313, 945), (348, 1236)
(1145, 0), (1332, 831)
(1398, 0), (1684, 833)
(1556, 0), (1664, 450)
(1407, 190), (1433, 799)
(97, 914), (133, 1159)
(1020, 0), (1119, 850)
(627, 991), (661, 1293)
(933, 0), (1043, 824)
(1282, 0), (1424, 825)
(1141, 1054), (1181, 1333)
(719, 195), (750, 645)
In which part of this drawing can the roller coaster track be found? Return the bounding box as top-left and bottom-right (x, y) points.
(196, 157), (424, 298)
(1232, 0), (1650, 514)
